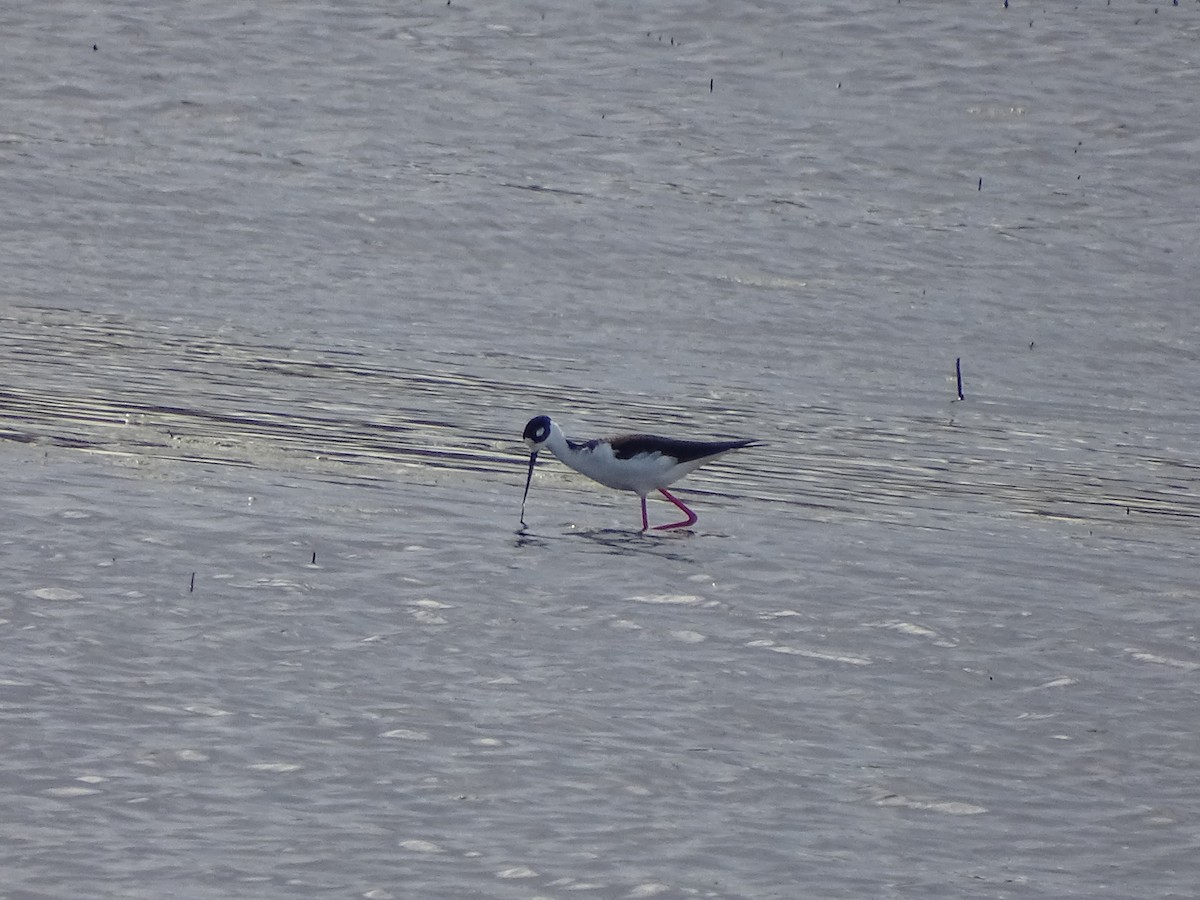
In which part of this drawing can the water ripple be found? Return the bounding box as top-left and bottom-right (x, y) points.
(2, 304), (1197, 529)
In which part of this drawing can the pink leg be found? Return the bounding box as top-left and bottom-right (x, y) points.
(653, 488), (698, 530)
(640, 496), (649, 531)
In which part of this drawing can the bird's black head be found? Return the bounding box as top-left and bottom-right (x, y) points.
(523, 415), (553, 446)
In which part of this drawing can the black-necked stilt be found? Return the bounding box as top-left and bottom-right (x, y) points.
(520, 414), (759, 531)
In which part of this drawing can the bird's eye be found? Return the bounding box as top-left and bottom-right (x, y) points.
(536, 425), (548, 440)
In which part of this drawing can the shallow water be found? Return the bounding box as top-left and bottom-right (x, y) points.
(3, 1), (1200, 898)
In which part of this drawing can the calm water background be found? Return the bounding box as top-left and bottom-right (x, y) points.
(3, 1), (1199, 897)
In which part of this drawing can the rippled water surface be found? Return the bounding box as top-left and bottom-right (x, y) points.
(3, 2), (1199, 898)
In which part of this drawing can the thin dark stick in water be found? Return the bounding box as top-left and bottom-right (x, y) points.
(189, 572), (195, 593)
(955, 357), (965, 401)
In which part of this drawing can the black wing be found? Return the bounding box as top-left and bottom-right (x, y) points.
(605, 434), (760, 463)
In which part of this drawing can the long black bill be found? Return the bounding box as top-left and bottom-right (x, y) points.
(520, 451), (538, 524)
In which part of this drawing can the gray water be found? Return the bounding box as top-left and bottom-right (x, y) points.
(3, 1), (1199, 898)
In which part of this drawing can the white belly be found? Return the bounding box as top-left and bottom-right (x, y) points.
(552, 443), (700, 495)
